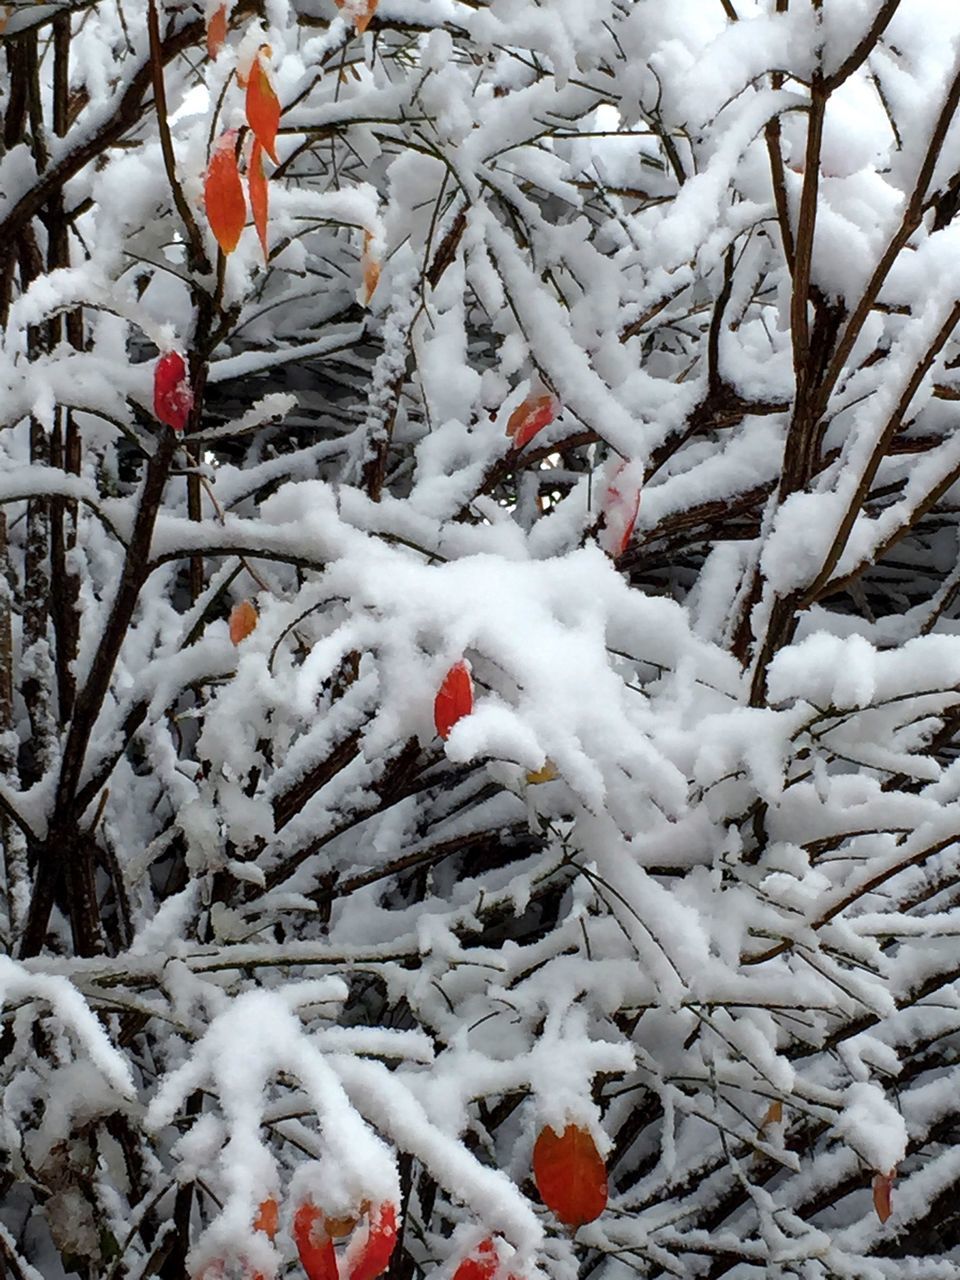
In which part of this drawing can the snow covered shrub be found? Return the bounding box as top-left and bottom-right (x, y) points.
(4, 0), (960, 1276)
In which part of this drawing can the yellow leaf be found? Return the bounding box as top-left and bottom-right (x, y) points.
(526, 760), (558, 784)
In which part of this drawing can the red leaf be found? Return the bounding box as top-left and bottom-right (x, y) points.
(506, 393), (558, 451)
(206, 3), (227, 59)
(249, 139), (269, 262)
(453, 1240), (523, 1280)
(532, 1123), (608, 1228)
(346, 1202), (398, 1280)
(873, 1169), (895, 1224)
(600, 462), (642, 559)
(295, 1205), (340, 1280)
(254, 1196), (279, 1240)
(205, 132), (246, 254)
(452, 1240), (499, 1280)
(434, 661), (473, 740)
(153, 351), (193, 431)
(246, 53), (280, 164)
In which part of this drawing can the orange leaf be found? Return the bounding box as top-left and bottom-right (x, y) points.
(506, 393), (558, 451)
(532, 1123), (607, 1228)
(758, 1100), (783, 1132)
(434, 660), (473, 740)
(246, 53), (280, 164)
(362, 259), (381, 304)
(335, 0), (379, 34)
(347, 1201), (397, 1280)
(254, 1196), (279, 1240)
(354, 0), (379, 33)
(205, 132), (246, 254)
(206, 3), (227, 59)
(294, 1205), (339, 1280)
(324, 1214), (359, 1240)
(753, 1100), (784, 1164)
(229, 600), (258, 645)
(237, 43), (273, 88)
(873, 1169), (895, 1224)
(360, 232), (381, 306)
(249, 139), (269, 262)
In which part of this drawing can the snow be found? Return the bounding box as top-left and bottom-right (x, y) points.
(0, 958), (135, 1100)
(835, 1082), (907, 1175)
(5, 1), (960, 1277)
